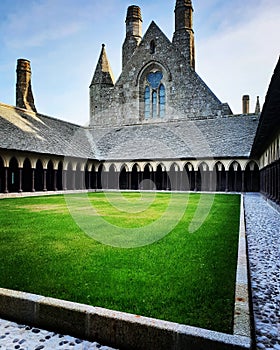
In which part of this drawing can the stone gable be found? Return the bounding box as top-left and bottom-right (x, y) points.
(90, 14), (231, 127)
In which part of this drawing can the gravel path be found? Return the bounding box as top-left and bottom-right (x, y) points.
(244, 193), (280, 350)
(0, 318), (117, 350)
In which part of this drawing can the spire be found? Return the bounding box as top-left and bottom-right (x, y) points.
(255, 96), (261, 114)
(90, 44), (114, 87)
(173, 0), (195, 69)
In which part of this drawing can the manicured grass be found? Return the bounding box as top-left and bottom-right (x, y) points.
(0, 192), (240, 333)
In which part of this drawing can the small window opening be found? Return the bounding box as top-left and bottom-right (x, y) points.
(150, 40), (155, 54)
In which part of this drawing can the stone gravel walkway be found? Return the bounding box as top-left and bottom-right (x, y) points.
(244, 193), (280, 350)
(0, 318), (117, 350)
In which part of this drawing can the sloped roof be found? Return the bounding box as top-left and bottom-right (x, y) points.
(89, 115), (259, 160)
(0, 102), (259, 161)
(0, 103), (95, 159)
(251, 56), (280, 157)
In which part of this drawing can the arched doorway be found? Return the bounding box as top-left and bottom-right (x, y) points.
(22, 158), (32, 192)
(97, 164), (105, 190)
(47, 160), (54, 191)
(214, 162), (226, 192)
(155, 164), (164, 190)
(8, 157), (19, 192)
(119, 166), (128, 190)
(131, 164), (140, 190)
(245, 162), (260, 192)
(228, 162), (242, 192)
(143, 164), (153, 190)
(169, 163), (180, 191)
(184, 163), (194, 191)
(199, 163), (210, 191)
(35, 160), (44, 191)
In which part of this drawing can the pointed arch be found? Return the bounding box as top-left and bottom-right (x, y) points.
(131, 163), (140, 190)
(184, 162), (194, 191)
(214, 162), (226, 192)
(229, 161), (242, 192)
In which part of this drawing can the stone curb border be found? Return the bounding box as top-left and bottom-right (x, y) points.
(233, 194), (251, 338)
(0, 193), (252, 349)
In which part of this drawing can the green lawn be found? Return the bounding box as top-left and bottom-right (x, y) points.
(0, 192), (240, 333)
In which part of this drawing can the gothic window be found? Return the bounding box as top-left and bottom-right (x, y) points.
(159, 84), (165, 117)
(144, 86), (150, 119)
(152, 90), (157, 118)
(144, 71), (165, 119)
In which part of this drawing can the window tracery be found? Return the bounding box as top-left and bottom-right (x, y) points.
(144, 71), (165, 119)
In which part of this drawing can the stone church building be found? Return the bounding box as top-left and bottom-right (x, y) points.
(0, 0), (279, 204)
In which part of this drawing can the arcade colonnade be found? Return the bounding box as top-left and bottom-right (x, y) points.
(0, 151), (260, 194)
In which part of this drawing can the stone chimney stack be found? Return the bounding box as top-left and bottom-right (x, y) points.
(173, 0), (195, 69)
(16, 59), (37, 112)
(122, 5), (142, 69)
(255, 96), (261, 114)
(242, 95), (250, 114)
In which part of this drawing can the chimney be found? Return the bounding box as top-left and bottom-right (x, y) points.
(255, 96), (261, 114)
(242, 95), (249, 114)
(16, 59), (37, 112)
(122, 5), (142, 69)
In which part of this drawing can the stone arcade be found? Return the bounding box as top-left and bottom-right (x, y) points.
(0, 0), (279, 204)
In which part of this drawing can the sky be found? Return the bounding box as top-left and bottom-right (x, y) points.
(0, 0), (279, 126)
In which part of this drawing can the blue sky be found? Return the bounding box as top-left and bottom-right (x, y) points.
(0, 0), (279, 125)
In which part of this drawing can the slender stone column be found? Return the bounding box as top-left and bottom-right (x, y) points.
(225, 172), (229, 192)
(43, 169), (47, 191)
(53, 170), (57, 191)
(241, 171), (245, 193)
(209, 172), (213, 192)
(63, 170), (67, 190)
(194, 171), (197, 192)
(4, 168), (8, 193)
(128, 172), (131, 190)
(88, 171), (91, 189)
(72, 171), (76, 190)
(18, 168), (23, 192)
(31, 168), (35, 192)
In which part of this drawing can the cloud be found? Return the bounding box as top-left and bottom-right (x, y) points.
(196, 0), (280, 113)
(1, 0), (119, 48)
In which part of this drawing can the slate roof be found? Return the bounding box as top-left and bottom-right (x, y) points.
(0, 103), (95, 159)
(251, 56), (280, 157)
(0, 102), (259, 161)
(89, 115), (259, 160)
